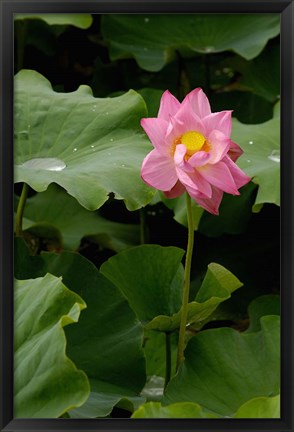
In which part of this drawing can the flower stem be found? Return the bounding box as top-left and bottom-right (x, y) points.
(164, 332), (172, 389)
(15, 182), (29, 237)
(176, 193), (194, 371)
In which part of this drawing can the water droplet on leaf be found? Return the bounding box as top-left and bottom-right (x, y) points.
(268, 150), (280, 163)
(17, 130), (29, 138)
(204, 46), (214, 53)
(18, 157), (66, 171)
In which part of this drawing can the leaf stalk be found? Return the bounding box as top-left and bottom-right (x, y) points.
(15, 182), (29, 237)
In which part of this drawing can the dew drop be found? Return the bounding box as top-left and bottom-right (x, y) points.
(268, 150), (280, 163)
(18, 157), (66, 171)
(110, 138), (114, 142)
(17, 130), (29, 137)
(121, 164), (125, 167)
(144, 17), (149, 23)
(105, 111), (109, 115)
(249, 140), (254, 145)
(247, 159), (251, 163)
(107, 152), (111, 156)
(73, 148), (77, 152)
(27, 124), (31, 129)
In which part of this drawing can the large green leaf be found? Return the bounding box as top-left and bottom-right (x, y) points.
(69, 389), (144, 418)
(144, 262), (242, 332)
(14, 239), (146, 418)
(14, 273), (89, 417)
(101, 246), (242, 332)
(132, 401), (217, 418)
(141, 331), (178, 404)
(233, 116), (280, 210)
(15, 14), (93, 29)
(144, 331), (178, 379)
(163, 316), (280, 416)
(274, 101), (280, 118)
(101, 245), (185, 324)
(234, 395), (280, 418)
(18, 184), (140, 251)
(101, 14), (280, 72)
(132, 395), (280, 418)
(14, 70), (154, 211)
(246, 294), (280, 333)
(15, 19), (58, 58)
(226, 45), (280, 103)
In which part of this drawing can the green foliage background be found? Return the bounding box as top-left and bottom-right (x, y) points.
(14, 13), (280, 419)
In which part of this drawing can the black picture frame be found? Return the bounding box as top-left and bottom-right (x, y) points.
(1, 0), (293, 431)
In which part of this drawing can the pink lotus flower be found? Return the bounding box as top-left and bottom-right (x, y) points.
(141, 89), (251, 215)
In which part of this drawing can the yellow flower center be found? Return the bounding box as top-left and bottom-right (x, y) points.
(181, 131), (206, 156)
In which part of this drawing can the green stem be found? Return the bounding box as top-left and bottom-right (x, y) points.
(176, 193), (194, 371)
(15, 182), (29, 237)
(164, 332), (172, 389)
